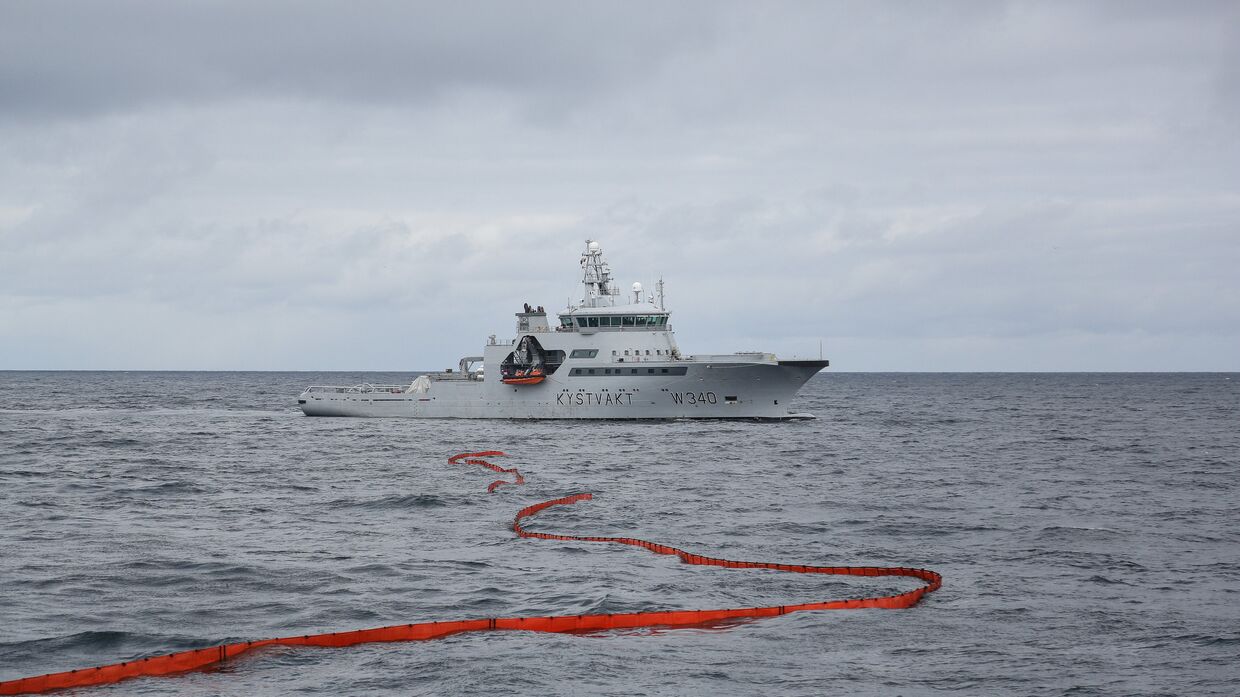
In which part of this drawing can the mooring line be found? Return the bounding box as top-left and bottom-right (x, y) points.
(0, 451), (941, 695)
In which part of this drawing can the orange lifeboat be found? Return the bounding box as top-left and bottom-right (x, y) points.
(502, 367), (545, 385)
(502, 375), (545, 385)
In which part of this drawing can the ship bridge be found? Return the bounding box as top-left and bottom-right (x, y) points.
(555, 240), (670, 333)
(558, 304), (669, 331)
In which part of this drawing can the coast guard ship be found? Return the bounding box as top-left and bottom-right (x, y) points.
(298, 241), (828, 419)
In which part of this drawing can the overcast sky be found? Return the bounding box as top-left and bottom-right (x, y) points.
(1, 1), (1237, 371)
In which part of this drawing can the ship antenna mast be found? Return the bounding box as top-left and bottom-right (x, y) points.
(580, 240), (617, 308)
(656, 277), (665, 310)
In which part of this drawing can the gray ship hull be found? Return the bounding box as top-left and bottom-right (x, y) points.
(299, 360), (826, 419)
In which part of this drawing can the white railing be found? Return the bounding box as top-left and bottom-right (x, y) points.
(684, 353), (777, 364)
(301, 383), (409, 395)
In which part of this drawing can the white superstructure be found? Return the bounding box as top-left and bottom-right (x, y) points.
(298, 241), (828, 419)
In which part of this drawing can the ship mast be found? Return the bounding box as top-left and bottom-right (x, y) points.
(579, 240), (619, 308)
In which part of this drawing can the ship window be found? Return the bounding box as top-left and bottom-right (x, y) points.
(588, 317), (599, 327)
(661, 368), (669, 373)
(604, 369), (611, 374)
(605, 316), (618, 327)
(560, 317), (573, 328)
(622, 316), (635, 326)
(588, 369), (596, 374)
(630, 368), (637, 374)
(645, 350), (651, 355)
(624, 350), (630, 356)
(570, 349), (598, 359)
(635, 316), (646, 327)
(656, 349), (662, 355)
(647, 368), (655, 374)
(576, 317), (587, 327)
(612, 350), (617, 356)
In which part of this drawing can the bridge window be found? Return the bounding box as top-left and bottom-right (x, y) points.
(576, 317), (587, 327)
(588, 317), (599, 327)
(560, 317), (573, 328)
(622, 316), (635, 326)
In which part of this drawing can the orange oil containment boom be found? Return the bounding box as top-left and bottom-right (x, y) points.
(0, 452), (941, 695)
(447, 450), (524, 492)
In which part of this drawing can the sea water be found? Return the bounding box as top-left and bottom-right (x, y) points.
(1, 372), (1237, 695)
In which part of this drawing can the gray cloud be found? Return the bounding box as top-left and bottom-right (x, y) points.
(0, 1), (1237, 370)
(0, 1), (713, 120)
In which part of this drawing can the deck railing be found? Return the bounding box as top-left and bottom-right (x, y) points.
(301, 383), (409, 395)
(683, 353), (777, 363)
